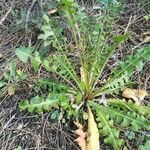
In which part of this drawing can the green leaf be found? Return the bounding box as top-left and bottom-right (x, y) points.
(144, 14), (150, 21)
(0, 81), (7, 88)
(109, 99), (150, 118)
(138, 141), (150, 150)
(94, 46), (150, 96)
(19, 93), (68, 113)
(89, 101), (150, 149)
(16, 46), (34, 63)
(44, 54), (81, 92)
(89, 102), (124, 150)
(9, 61), (16, 78)
(136, 61), (144, 71)
(37, 78), (72, 93)
(16, 70), (27, 80)
(76, 92), (82, 103)
(125, 130), (135, 140)
(50, 110), (59, 120)
(43, 14), (50, 23)
(142, 46), (150, 60)
(19, 95), (58, 113)
(90, 34), (129, 94)
(107, 107), (149, 131)
(14, 145), (22, 150)
(97, 0), (117, 5)
(113, 34), (130, 44)
(31, 51), (41, 71)
(112, 47), (150, 78)
(97, 73), (129, 96)
(38, 31), (54, 40)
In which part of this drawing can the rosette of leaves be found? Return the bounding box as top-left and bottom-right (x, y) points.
(16, 0), (150, 148)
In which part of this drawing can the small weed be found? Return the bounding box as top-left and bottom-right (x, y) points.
(14, 0), (150, 149)
(0, 61), (27, 97)
(144, 14), (150, 21)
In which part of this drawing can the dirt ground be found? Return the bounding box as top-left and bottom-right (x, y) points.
(0, 0), (149, 150)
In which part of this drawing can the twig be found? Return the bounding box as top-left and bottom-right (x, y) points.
(144, 74), (150, 90)
(0, 114), (15, 135)
(25, 0), (37, 30)
(0, 7), (12, 25)
(124, 15), (132, 34)
(132, 41), (145, 50)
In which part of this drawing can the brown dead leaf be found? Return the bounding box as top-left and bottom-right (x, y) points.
(75, 129), (87, 139)
(69, 94), (75, 103)
(8, 84), (15, 96)
(28, 84), (34, 88)
(143, 36), (150, 43)
(74, 108), (100, 150)
(74, 121), (87, 150)
(143, 31), (150, 35)
(0, 53), (3, 59)
(75, 136), (87, 150)
(122, 88), (147, 104)
(87, 107), (100, 150)
(48, 8), (57, 15)
(74, 121), (83, 130)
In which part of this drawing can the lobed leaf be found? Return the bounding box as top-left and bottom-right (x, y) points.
(19, 94), (69, 113)
(44, 54), (82, 92)
(90, 34), (130, 96)
(89, 100), (150, 149)
(108, 99), (150, 118)
(93, 46), (150, 97)
(111, 46), (150, 78)
(89, 102), (124, 150)
(37, 78), (72, 93)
